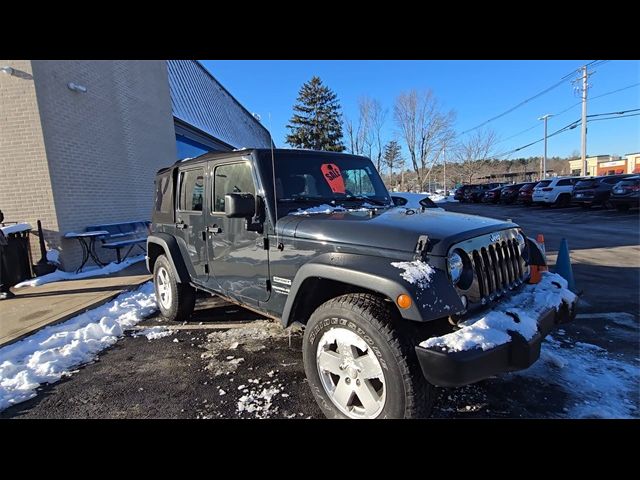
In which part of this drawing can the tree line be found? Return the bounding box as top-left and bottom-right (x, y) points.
(284, 76), (576, 191)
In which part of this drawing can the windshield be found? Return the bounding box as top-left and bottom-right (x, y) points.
(263, 152), (391, 208)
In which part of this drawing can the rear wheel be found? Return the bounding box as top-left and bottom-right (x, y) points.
(303, 293), (434, 419)
(153, 255), (196, 322)
(555, 194), (571, 207)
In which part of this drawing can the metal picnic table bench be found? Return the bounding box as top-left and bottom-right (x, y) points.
(86, 221), (151, 264)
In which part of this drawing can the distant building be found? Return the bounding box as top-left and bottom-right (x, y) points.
(568, 154), (635, 176)
(0, 60), (271, 270)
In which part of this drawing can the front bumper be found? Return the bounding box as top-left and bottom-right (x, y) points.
(415, 299), (577, 388)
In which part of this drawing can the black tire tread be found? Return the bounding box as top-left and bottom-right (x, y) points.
(313, 293), (434, 419)
(154, 255), (196, 322)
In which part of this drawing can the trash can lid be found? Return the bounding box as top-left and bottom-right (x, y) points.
(0, 223), (33, 235)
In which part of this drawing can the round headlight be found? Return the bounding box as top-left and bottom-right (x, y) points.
(515, 232), (526, 251)
(448, 251), (464, 284)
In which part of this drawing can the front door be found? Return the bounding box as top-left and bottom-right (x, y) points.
(175, 166), (208, 283)
(205, 160), (269, 305)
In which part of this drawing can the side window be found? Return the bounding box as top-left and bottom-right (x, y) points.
(604, 177), (622, 184)
(213, 162), (255, 213)
(178, 168), (205, 211)
(557, 179), (572, 186)
(154, 172), (172, 213)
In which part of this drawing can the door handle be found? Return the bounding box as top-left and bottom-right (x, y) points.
(207, 225), (223, 235)
(176, 222), (188, 230)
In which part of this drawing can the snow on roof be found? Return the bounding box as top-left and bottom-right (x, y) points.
(0, 223), (32, 235)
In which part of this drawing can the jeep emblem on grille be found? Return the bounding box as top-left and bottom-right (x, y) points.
(490, 233), (502, 243)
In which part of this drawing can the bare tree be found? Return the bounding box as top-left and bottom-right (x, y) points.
(454, 128), (499, 184)
(394, 90), (456, 191)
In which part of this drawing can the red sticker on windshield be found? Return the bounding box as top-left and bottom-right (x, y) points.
(321, 163), (346, 194)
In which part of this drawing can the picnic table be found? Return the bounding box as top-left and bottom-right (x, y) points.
(63, 230), (109, 273)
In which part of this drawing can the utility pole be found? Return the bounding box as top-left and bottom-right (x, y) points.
(443, 146), (446, 195)
(538, 114), (553, 179)
(580, 65), (589, 176)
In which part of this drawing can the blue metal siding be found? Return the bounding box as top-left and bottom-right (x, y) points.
(166, 60), (272, 149)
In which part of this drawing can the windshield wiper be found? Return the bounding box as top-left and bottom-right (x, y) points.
(279, 196), (336, 203)
(343, 195), (389, 206)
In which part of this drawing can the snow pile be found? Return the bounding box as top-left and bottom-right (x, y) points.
(133, 326), (173, 340)
(46, 249), (61, 265)
(421, 272), (577, 352)
(0, 282), (157, 412)
(289, 204), (371, 215)
(0, 223), (32, 235)
(14, 255), (145, 288)
(391, 260), (435, 289)
(518, 336), (639, 418)
(237, 385), (283, 418)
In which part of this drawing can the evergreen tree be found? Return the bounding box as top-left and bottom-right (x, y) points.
(286, 76), (345, 152)
(383, 140), (402, 177)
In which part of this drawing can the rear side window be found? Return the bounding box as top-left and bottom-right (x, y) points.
(602, 176), (625, 184)
(556, 179), (573, 186)
(536, 181), (551, 188)
(575, 179), (597, 188)
(213, 162), (255, 213)
(178, 168), (205, 211)
(154, 172), (172, 213)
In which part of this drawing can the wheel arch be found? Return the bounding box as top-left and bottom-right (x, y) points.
(146, 233), (191, 284)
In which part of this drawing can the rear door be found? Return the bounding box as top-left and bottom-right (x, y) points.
(205, 159), (269, 305)
(175, 166), (208, 283)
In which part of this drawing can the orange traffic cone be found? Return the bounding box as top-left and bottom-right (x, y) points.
(528, 233), (548, 284)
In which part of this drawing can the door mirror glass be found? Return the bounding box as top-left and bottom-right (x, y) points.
(225, 193), (256, 218)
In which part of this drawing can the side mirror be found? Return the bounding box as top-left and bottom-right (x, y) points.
(225, 193), (255, 218)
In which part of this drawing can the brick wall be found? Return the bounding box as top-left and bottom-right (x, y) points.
(0, 60), (60, 263)
(31, 60), (177, 270)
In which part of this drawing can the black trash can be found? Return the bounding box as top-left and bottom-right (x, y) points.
(0, 226), (34, 287)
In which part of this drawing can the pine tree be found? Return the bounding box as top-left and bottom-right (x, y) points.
(383, 140), (402, 178)
(286, 76), (345, 152)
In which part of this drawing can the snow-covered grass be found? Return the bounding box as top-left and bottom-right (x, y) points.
(517, 335), (639, 418)
(0, 282), (157, 412)
(391, 260), (435, 289)
(14, 255), (145, 288)
(133, 326), (173, 340)
(0, 223), (32, 235)
(289, 204), (371, 216)
(421, 272), (576, 352)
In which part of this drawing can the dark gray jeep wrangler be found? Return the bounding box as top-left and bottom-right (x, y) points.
(147, 148), (577, 419)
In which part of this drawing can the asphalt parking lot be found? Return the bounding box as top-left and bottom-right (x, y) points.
(3, 201), (639, 419)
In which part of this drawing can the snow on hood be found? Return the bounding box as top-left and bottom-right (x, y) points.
(288, 204), (373, 216)
(391, 260), (435, 289)
(420, 272), (577, 352)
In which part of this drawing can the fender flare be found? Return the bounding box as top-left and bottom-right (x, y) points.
(146, 233), (191, 284)
(280, 253), (463, 326)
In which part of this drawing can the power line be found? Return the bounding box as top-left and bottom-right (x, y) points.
(588, 112), (640, 122)
(587, 108), (640, 118)
(591, 82), (640, 101)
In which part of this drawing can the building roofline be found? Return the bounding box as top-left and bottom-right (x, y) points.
(192, 60), (272, 141)
(625, 152), (640, 156)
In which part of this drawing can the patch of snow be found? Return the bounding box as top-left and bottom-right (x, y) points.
(289, 204), (371, 216)
(14, 255), (145, 288)
(218, 389), (226, 395)
(173, 338), (179, 343)
(517, 336), (639, 418)
(0, 223), (32, 235)
(420, 272), (576, 352)
(133, 326), (173, 340)
(46, 249), (61, 265)
(237, 386), (281, 418)
(0, 282), (156, 412)
(391, 260), (435, 289)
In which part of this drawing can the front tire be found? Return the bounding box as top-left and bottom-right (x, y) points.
(302, 293), (434, 419)
(153, 255), (196, 322)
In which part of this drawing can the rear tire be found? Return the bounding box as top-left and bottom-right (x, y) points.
(303, 293), (434, 419)
(153, 254), (196, 322)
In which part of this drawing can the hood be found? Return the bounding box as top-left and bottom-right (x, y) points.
(277, 206), (518, 256)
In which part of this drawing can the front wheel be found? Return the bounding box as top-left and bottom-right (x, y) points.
(153, 254), (196, 322)
(302, 293), (434, 419)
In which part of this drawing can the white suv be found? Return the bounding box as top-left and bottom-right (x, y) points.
(532, 176), (584, 207)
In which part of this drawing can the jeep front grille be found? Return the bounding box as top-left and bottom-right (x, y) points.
(452, 230), (529, 305)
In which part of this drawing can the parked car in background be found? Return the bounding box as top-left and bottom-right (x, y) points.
(518, 182), (538, 206)
(531, 177), (583, 207)
(464, 183), (502, 203)
(572, 174), (635, 209)
(454, 184), (476, 202)
(391, 192), (444, 210)
(481, 186), (503, 204)
(609, 176), (640, 211)
(499, 183), (527, 204)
